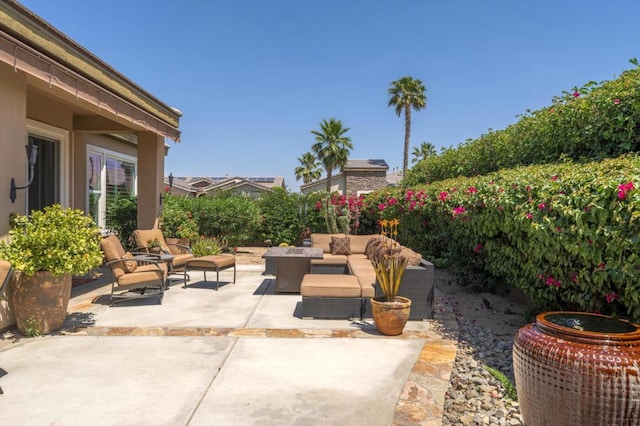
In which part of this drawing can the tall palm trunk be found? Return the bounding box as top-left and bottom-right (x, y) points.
(403, 103), (412, 173)
(325, 169), (333, 191)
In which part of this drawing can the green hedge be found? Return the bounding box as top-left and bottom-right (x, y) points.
(373, 155), (640, 321)
(405, 61), (640, 185)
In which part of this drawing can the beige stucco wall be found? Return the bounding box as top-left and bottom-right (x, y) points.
(0, 64), (28, 240)
(137, 132), (164, 229)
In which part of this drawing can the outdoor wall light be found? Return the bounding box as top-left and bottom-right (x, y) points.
(10, 141), (38, 203)
(159, 172), (174, 206)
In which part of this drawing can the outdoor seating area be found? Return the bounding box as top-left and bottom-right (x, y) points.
(297, 233), (434, 320)
(100, 230), (238, 302)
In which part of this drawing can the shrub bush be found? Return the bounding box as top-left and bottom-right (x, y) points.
(374, 155), (640, 321)
(405, 61), (640, 186)
(105, 195), (138, 251)
(256, 188), (304, 245)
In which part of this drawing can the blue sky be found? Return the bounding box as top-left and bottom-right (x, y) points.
(20, 0), (640, 191)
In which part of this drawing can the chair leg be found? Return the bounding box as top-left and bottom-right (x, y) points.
(216, 269), (220, 291)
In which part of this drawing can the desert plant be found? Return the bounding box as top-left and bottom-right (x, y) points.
(190, 236), (225, 256)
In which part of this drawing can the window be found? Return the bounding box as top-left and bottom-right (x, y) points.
(25, 120), (69, 212)
(87, 146), (136, 230)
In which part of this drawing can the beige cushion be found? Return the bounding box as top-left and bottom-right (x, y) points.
(185, 255), (236, 270)
(100, 236), (128, 279)
(133, 229), (171, 253)
(310, 233), (345, 253)
(330, 236), (351, 255)
(170, 253), (195, 269)
(349, 235), (377, 255)
(117, 263), (166, 287)
(300, 274), (361, 297)
(310, 254), (348, 266)
(347, 258), (376, 298)
(121, 252), (138, 273)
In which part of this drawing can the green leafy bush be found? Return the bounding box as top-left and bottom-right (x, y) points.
(405, 61), (640, 186)
(373, 155), (640, 321)
(105, 195), (138, 251)
(257, 188), (304, 245)
(0, 205), (103, 276)
(190, 236), (225, 256)
(160, 196), (199, 240)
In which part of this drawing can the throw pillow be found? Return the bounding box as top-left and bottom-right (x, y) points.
(330, 236), (351, 255)
(399, 247), (423, 266)
(121, 252), (138, 273)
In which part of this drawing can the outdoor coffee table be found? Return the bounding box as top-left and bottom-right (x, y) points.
(262, 247), (323, 294)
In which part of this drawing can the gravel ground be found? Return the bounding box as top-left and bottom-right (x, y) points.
(442, 319), (524, 425)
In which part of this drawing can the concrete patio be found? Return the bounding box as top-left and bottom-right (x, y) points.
(0, 264), (458, 425)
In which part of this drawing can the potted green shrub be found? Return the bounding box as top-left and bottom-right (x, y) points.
(0, 204), (103, 335)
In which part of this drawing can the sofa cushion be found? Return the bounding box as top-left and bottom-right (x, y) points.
(310, 254), (348, 266)
(331, 236), (351, 255)
(347, 258), (376, 298)
(301, 274), (361, 297)
(311, 233), (345, 253)
(349, 234), (377, 254)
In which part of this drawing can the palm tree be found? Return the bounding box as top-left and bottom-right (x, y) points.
(388, 76), (427, 173)
(411, 141), (437, 164)
(294, 152), (322, 184)
(311, 118), (353, 191)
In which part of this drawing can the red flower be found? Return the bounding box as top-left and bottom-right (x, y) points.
(473, 243), (482, 253)
(605, 293), (618, 304)
(614, 99), (620, 105)
(573, 91), (580, 98)
(467, 186), (478, 194)
(538, 203), (546, 210)
(452, 206), (466, 217)
(378, 203), (386, 211)
(438, 191), (449, 202)
(526, 213), (533, 219)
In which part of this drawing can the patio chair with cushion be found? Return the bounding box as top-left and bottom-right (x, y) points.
(100, 235), (166, 306)
(132, 229), (194, 274)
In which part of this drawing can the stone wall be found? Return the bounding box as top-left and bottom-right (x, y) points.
(345, 171), (387, 195)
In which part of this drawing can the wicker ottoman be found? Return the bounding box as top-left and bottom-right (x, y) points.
(183, 255), (236, 290)
(300, 274), (363, 319)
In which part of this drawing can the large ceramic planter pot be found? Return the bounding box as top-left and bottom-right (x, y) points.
(513, 311), (640, 426)
(371, 296), (411, 336)
(7, 271), (72, 335)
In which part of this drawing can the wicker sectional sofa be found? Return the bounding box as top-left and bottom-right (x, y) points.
(300, 233), (434, 320)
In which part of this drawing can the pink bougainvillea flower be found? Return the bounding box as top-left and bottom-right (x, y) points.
(438, 191), (449, 202)
(526, 213), (533, 219)
(452, 206), (466, 217)
(526, 185), (532, 192)
(315, 201), (323, 210)
(378, 203), (386, 211)
(605, 293), (618, 304)
(388, 197), (398, 206)
(573, 91), (580, 98)
(598, 263), (605, 270)
(405, 190), (414, 201)
(551, 175), (558, 181)
(618, 181), (635, 199)
(468, 186), (478, 194)
(473, 243), (482, 253)
(409, 201), (417, 211)
(538, 203), (546, 210)
(614, 99), (620, 105)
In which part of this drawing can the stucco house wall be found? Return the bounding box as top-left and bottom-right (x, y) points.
(0, 2), (182, 331)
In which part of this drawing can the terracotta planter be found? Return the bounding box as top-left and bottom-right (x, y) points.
(8, 271), (72, 335)
(370, 296), (411, 336)
(513, 312), (640, 426)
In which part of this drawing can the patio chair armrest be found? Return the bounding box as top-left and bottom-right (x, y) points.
(166, 243), (192, 254)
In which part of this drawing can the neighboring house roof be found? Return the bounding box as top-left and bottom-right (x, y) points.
(386, 170), (404, 187)
(299, 159), (389, 192)
(344, 159), (389, 171)
(0, 1), (181, 141)
(167, 176), (285, 195)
